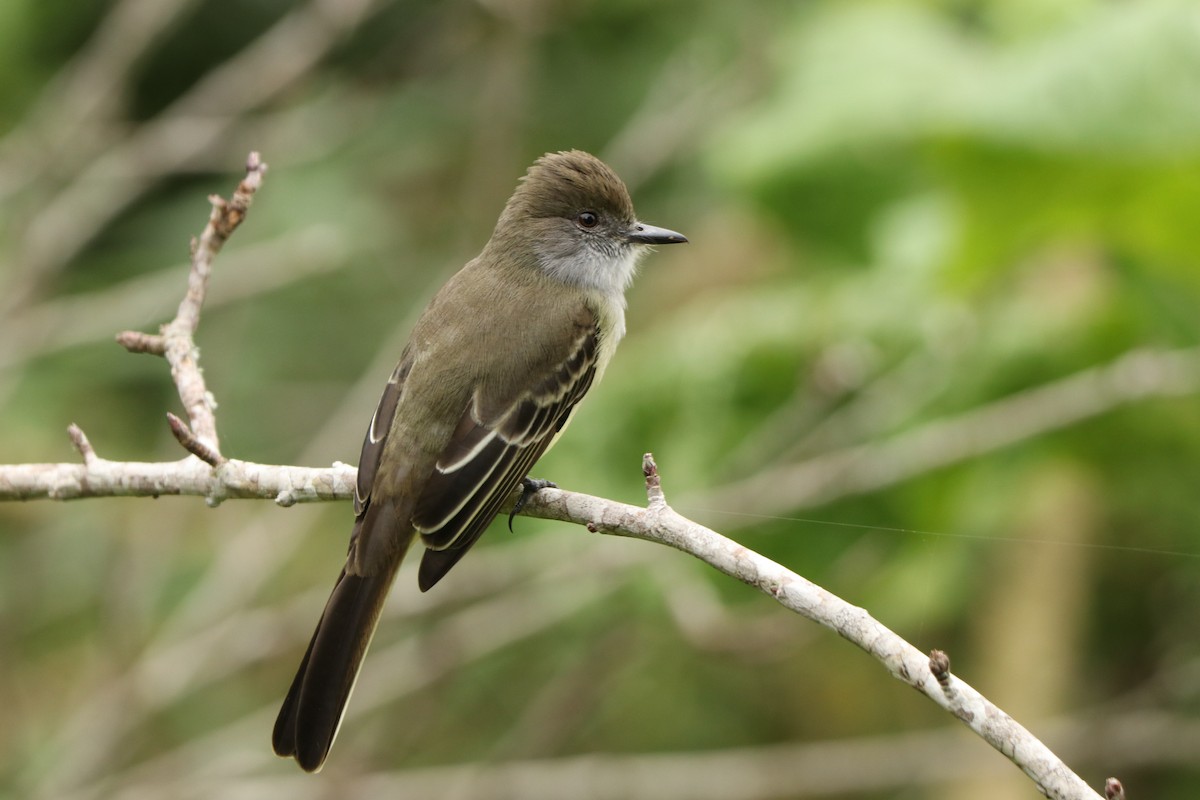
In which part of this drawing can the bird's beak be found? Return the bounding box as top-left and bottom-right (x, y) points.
(626, 222), (688, 245)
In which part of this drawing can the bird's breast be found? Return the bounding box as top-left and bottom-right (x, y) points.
(585, 290), (627, 384)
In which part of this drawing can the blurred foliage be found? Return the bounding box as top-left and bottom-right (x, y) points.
(2, 0), (1199, 798)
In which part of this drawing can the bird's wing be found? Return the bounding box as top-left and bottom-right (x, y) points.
(352, 359), (409, 520)
(343, 357), (425, 578)
(412, 318), (599, 590)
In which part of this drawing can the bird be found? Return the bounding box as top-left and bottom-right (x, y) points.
(272, 150), (687, 772)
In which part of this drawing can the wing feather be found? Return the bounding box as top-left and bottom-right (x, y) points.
(416, 420), (559, 591)
(411, 321), (598, 589)
(353, 360), (410, 519)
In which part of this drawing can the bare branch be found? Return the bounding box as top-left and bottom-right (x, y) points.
(519, 455), (1105, 800)
(172, 151), (267, 337)
(0, 152), (362, 508)
(0, 450), (355, 505)
(116, 151), (268, 461)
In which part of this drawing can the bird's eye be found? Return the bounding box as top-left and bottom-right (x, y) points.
(576, 210), (599, 229)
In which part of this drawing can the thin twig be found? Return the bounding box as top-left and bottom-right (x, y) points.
(166, 412), (225, 467)
(66, 423), (97, 465)
(114, 330), (166, 355)
(112, 151), (268, 461)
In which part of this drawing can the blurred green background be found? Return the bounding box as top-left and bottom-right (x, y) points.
(2, 0), (1199, 797)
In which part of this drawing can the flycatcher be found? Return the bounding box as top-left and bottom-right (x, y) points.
(273, 150), (686, 771)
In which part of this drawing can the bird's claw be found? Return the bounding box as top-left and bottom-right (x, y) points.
(508, 477), (557, 531)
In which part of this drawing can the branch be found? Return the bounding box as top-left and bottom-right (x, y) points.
(0, 449), (356, 506)
(519, 455), (1106, 800)
(113, 150), (267, 456)
(0, 152), (358, 508)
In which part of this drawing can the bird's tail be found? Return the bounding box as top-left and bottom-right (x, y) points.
(272, 564), (399, 772)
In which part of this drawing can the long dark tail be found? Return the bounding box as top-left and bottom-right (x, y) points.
(272, 565), (399, 772)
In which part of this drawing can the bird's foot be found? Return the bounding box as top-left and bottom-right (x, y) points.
(508, 477), (557, 531)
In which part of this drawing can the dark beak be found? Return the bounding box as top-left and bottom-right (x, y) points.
(626, 222), (687, 245)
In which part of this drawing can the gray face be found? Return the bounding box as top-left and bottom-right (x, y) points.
(500, 150), (686, 295)
(532, 210), (644, 296)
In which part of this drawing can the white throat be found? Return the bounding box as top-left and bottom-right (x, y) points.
(537, 243), (642, 298)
